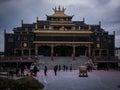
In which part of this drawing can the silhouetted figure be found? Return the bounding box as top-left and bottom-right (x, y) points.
(70, 64), (72, 72)
(54, 65), (58, 76)
(87, 64), (91, 72)
(20, 66), (24, 76)
(44, 66), (47, 76)
(33, 66), (38, 76)
(16, 67), (19, 77)
(58, 65), (61, 71)
(66, 66), (68, 71)
(89, 64), (93, 72)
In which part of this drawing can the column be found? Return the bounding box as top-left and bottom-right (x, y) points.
(29, 49), (31, 59)
(51, 45), (54, 60)
(35, 44), (38, 55)
(14, 49), (16, 56)
(99, 50), (101, 56)
(88, 44), (91, 59)
(21, 49), (24, 56)
(72, 45), (76, 60)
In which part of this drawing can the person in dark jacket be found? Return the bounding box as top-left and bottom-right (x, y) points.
(33, 65), (38, 76)
(54, 65), (58, 76)
(44, 65), (48, 76)
(70, 64), (72, 72)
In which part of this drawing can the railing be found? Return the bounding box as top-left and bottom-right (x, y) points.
(0, 56), (35, 61)
(94, 56), (119, 61)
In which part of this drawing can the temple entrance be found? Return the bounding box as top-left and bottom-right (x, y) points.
(38, 45), (51, 56)
(37, 45), (89, 57)
(75, 46), (87, 56)
(16, 50), (22, 56)
(54, 45), (72, 56)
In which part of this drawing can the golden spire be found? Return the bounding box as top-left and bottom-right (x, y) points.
(58, 5), (61, 11)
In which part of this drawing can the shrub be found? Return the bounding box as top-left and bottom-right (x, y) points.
(0, 77), (44, 90)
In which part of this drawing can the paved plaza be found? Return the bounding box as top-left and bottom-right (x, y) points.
(36, 70), (120, 90)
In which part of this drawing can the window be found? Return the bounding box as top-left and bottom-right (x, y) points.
(8, 38), (13, 42)
(97, 37), (100, 42)
(25, 28), (28, 32)
(103, 37), (106, 42)
(32, 28), (34, 31)
(22, 42), (28, 48)
(108, 39), (111, 43)
(31, 36), (34, 41)
(96, 44), (100, 48)
(17, 36), (20, 41)
(23, 36), (27, 41)
(79, 26), (81, 30)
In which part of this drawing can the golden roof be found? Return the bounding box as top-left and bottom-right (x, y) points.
(33, 41), (93, 45)
(34, 30), (93, 34)
(47, 6), (73, 18)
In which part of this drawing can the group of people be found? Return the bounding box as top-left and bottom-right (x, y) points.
(43, 64), (73, 76)
(14, 63), (73, 77)
(15, 66), (25, 77)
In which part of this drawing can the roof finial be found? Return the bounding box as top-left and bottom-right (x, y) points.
(83, 17), (85, 22)
(58, 5), (61, 11)
(62, 7), (66, 11)
(55, 6), (57, 11)
(99, 21), (101, 27)
(52, 6), (57, 12)
(36, 16), (38, 21)
(21, 19), (23, 25)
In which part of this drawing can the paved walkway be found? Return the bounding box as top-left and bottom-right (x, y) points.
(36, 70), (120, 90)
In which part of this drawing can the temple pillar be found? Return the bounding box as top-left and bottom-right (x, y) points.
(29, 49), (31, 59)
(99, 50), (101, 56)
(72, 45), (76, 60)
(88, 44), (91, 59)
(22, 49), (24, 56)
(35, 44), (38, 55)
(14, 49), (16, 56)
(51, 45), (54, 60)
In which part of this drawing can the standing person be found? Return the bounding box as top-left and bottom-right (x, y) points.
(54, 65), (58, 76)
(20, 66), (24, 76)
(30, 63), (34, 76)
(44, 65), (47, 76)
(66, 65), (68, 72)
(33, 65), (38, 77)
(16, 67), (19, 77)
(70, 64), (72, 72)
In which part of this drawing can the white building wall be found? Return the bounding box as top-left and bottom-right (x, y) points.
(115, 48), (120, 59)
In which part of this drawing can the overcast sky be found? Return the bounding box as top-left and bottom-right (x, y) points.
(0, 0), (120, 51)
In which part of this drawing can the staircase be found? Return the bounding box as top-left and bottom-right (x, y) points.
(38, 56), (88, 70)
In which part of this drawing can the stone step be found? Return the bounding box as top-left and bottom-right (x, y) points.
(37, 56), (88, 70)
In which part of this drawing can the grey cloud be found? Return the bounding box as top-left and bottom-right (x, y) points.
(0, 0), (120, 51)
(97, 0), (111, 5)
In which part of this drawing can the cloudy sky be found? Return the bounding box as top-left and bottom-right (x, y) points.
(0, 0), (120, 51)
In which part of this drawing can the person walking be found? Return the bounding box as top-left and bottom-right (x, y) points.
(70, 64), (72, 72)
(66, 65), (68, 72)
(54, 65), (58, 76)
(33, 65), (38, 76)
(44, 65), (48, 76)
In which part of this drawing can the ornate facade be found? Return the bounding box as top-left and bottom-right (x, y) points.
(5, 6), (115, 61)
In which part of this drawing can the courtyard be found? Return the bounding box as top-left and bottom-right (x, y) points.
(36, 70), (120, 90)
